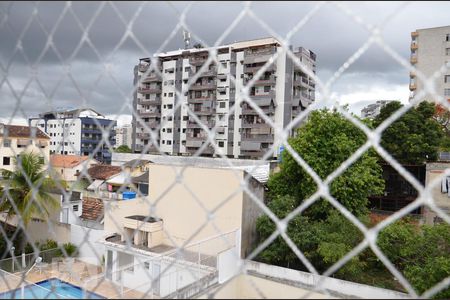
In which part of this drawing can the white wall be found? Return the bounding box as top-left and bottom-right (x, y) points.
(70, 224), (105, 265)
(246, 261), (411, 299)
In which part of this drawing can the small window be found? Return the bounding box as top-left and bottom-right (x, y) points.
(446, 48), (450, 56)
(264, 86), (271, 92)
(167, 129), (172, 133)
(168, 104), (173, 109)
(219, 102), (226, 108)
(218, 141), (224, 147)
(168, 92), (174, 97)
(3, 157), (10, 166)
(168, 117), (173, 121)
(3, 139), (11, 147)
(445, 75), (450, 83)
(146, 94), (150, 99)
(73, 205), (79, 212)
(447, 34), (450, 42)
(144, 262), (150, 269)
(445, 88), (450, 96)
(167, 140), (172, 145)
(183, 116), (188, 121)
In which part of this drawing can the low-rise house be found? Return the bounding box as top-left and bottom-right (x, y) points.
(100, 160), (268, 297)
(0, 123), (50, 172)
(424, 162), (450, 224)
(50, 154), (99, 182)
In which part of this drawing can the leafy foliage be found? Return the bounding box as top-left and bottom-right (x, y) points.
(373, 101), (444, 164)
(114, 145), (132, 153)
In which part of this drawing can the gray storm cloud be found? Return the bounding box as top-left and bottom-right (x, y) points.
(1, 1), (450, 119)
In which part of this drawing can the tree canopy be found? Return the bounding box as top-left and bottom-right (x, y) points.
(373, 101), (445, 164)
(114, 145), (132, 153)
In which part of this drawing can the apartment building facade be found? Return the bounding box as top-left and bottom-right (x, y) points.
(410, 25), (450, 102)
(29, 108), (116, 163)
(0, 124), (50, 172)
(360, 100), (394, 119)
(115, 124), (133, 149)
(132, 37), (316, 159)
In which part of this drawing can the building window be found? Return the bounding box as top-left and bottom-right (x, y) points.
(146, 94), (150, 99)
(447, 34), (450, 42)
(447, 48), (450, 56)
(167, 129), (172, 133)
(183, 116), (188, 121)
(445, 88), (450, 96)
(264, 86), (271, 92)
(219, 102), (226, 108)
(218, 141), (224, 147)
(3, 139), (11, 147)
(445, 75), (450, 83)
(73, 205), (79, 212)
(144, 262), (150, 269)
(3, 157), (10, 166)
(167, 140), (172, 145)
(168, 92), (174, 97)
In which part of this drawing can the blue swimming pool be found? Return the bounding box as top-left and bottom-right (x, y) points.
(0, 278), (105, 299)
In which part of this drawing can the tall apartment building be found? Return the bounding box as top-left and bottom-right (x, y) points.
(29, 108), (116, 163)
(361, 100), (394, 119)
(409, 25), (450, 102)
(132, 37), (316, 159)
(115, 124), (133, 149)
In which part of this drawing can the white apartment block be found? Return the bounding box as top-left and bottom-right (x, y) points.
(360, 100), (394, 119)
(115, 124), (133, 149)
(29, 108), (117, 163)
(132, 37), (316, 159)
(410, 25), (450, 103)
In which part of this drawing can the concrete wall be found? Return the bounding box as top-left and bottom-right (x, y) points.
(245, 261), (411, 299)
(70, 224), (105, 265)
(198, 274), (330, 299)
(104, 164), (244, 255)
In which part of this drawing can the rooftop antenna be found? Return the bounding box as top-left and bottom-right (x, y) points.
(183, 30), (191, 49)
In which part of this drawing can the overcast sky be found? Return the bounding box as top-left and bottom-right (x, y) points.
(1, 1), (449, 126)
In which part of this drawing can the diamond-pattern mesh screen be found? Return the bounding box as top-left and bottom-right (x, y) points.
(0, 1), (449, 299)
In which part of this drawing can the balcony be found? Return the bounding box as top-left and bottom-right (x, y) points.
(136, 132), (150, 139)
(241, 106), (275, 115)
(142, 73), (162, 83)
(410, 72), (416, 78)
(411, 42), (418, 50)
(245, 76), (276, 86)
(187, 120), (215, 128)
(241, 134), (274, 143)
(293, 77), (310, 88)
(138, 87), (162, 94)
(138, 98), (161, 105)
(411, 31), (419, 38)
(241, 122), (272, 129)
(249, 90), (275, 101)
(139, 110), (161, 117)
(189, 56), (208, 66)
(410, 56), (418, 64)
(189, 83), (217, 91)
(191, 108), (216, 115)
(243, 48), (276, 64)
(243, 64), (276, 74)
(189, 68), (216, 78)
(409, 83), (417, 91)
(187, 96), (216, 103)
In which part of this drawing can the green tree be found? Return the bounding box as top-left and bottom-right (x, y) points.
(0, 152), (64, 253)
(114, 145), (132, 153)
(267, 108), (384, 219)
(256, 108), (384, 275)
(373, 101), (444, 164)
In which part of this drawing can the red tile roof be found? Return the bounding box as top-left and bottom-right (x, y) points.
(80, 197), (104, 222)
(50, 155), (93, 168)
(0, 124), (49, 139)
(87, 164), (122, 180)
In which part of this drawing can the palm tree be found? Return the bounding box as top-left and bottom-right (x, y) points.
(0, 152), (65, 253)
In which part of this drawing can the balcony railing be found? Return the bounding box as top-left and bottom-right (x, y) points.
(189, 83), (217, 91)
(241, 106), (275, 115)
(138, 87), (162, 94)
(411, 31), (419, 38)
(410, 55), (418, 64)
(138, 98), (161, 105)
(244, 76), (276, 86)
(187, 120), (215, 128)
(139, 110), (161, 117)
(136, 132), (150, 139)
(409, 83), (417, 91)
(142, 73), (162, 83)
(189, 56), (208, 66)
(411, 42), (418, 50)
(189, 68), (216, 78)
(191, 108), (216, 115)
(138, 64), (149, 72)
(241, 134), (274, 142)
(241, 122), (272, 129)
(243, 64), (276, 74)
(188, 95), (216, 103)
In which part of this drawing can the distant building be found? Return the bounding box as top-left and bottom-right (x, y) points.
(115, 124), (133, 149)
(0, 123), (50, 172)
(29, 108), (116, 163)
(409, 25), (450, 102)
(133, 37), (316, 159)
(50, 154), (99, 182)
(360, 100), (393, 119)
